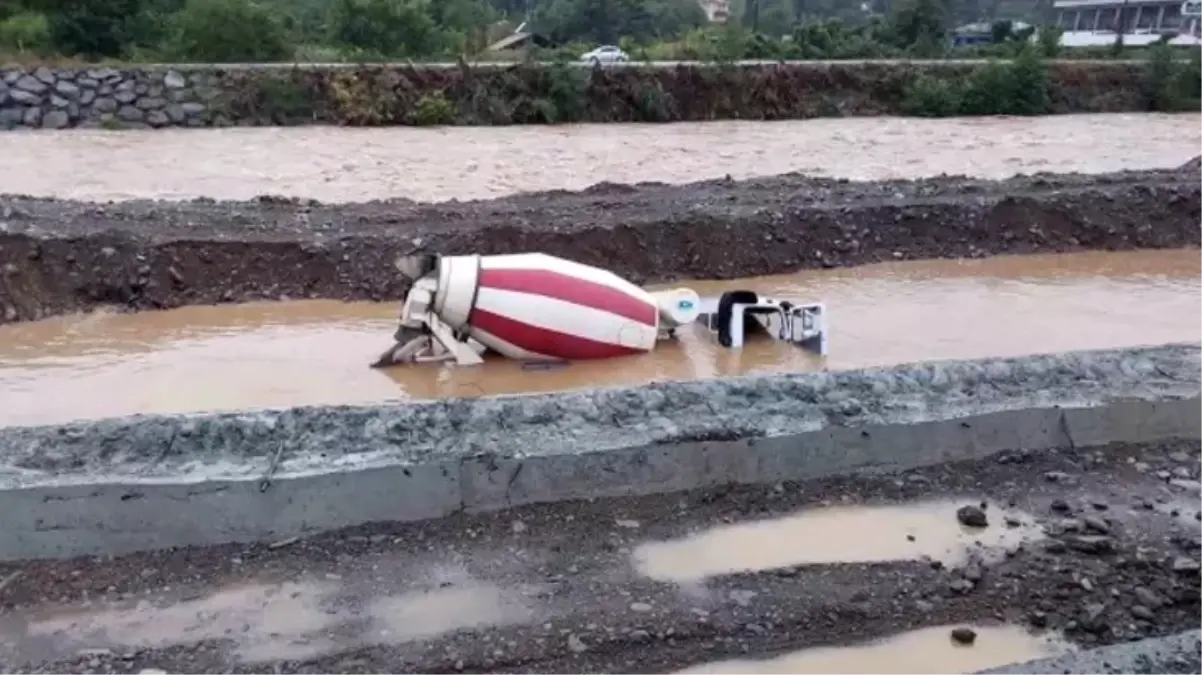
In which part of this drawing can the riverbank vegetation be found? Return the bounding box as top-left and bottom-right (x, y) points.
(2, 0), (1196, 126)
(195, 48), (1196, 127)
(1, 0), (1198, 65)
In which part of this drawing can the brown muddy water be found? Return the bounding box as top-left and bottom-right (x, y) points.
(631, 499), (1044, 584)
(0, 573), (538, 665)
(0, 114), (1197, 202)
(0, 249), (1197, 427)
(674, 623), (1071, 674)
(0, 500), (1058, 669)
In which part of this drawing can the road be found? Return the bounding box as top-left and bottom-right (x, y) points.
(0, 439), (1198, 673)
(65, 58), (1154, 71)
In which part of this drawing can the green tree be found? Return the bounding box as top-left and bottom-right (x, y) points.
(328, 0), (444, 57)
(0, 10), (50, 50)
(28, 0), (151, 56)
(535, 0), (703, 44)
(885, 0), (949, 51)
(165, 0), (293, 61)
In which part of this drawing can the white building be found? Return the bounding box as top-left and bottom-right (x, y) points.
(1054, 0), (1202, 42)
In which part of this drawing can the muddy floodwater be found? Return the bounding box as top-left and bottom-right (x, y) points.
(0, 113), (1197, 202)
(631, 499), (1044, 584)
(675, 623), (1071, 674)
(0, 249), (1196, 427)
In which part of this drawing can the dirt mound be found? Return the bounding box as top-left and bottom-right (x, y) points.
(0, 166), (1198, 323)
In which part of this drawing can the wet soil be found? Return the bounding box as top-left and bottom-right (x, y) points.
(0, 439), (1198, 673)
(0, 164), (1199, 325)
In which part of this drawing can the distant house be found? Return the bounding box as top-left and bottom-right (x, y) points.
(698, 0), (732, 22)
(952, 20), (1032, 45)
(1054, 0), (1202, 41)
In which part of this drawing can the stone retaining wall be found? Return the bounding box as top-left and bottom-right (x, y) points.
(1, 66), (220, 129)
(0, 59), (1177, 130)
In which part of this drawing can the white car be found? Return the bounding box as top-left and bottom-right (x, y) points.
(580, 45), (630, 65)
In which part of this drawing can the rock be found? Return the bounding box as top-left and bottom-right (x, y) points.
(22, 106), (41, 126)
(9, 88), (40, 105)
(54, 80), (80, 99)
(956, 504), (988, 528)
(92, 96), (118, 113)
(950, 627), (977, 644)
(566, 634), (588, 653)
(41, 110), (69, 129)
(1130, 605), (1155, 621)
(629, 602), (653, 612)
(33, 66), (56, 84)
(114, 89), (138, 104)
(729, 589), (757, 607)
(164, 70), (187, 89)
(1134, 586), (1164, 608)
(1083, 516), (1110, 534)
(1050, 499), (1072, 513)
(1170, 556), (1201, 573)
(14, 75), (47, 93)
(1170, 479), (1202, 493)
(1044, 470), (1072, 483)
(146, 110), (170, 127)
(1064, 535), (1115, 555)
(117, 105), (144, 122)
(165, 103), (187, 123)
(1169, 451), (1193, 463)
(136, 96), (167, 110)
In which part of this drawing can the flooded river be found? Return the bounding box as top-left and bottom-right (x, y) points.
(0, 249), (1197, 427)
(0, 113), (1197, 202)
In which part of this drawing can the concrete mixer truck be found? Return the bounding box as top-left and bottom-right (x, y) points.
(371, 252), (827, 368)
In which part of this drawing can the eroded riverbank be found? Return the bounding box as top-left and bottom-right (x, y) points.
(1, 439), (1198, 674)
(1, 164), (1199, 325)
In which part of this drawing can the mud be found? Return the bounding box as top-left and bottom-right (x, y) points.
(1, 164), (1199, 325)
(0, 439), (1198, 674)
(1, 249), (1196, 427)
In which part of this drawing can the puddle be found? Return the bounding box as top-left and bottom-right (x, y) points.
(632, 500), (1043, 584)
(2, 576), (535, 665)
(675, 623), (1072, 674)
(0, 249), (1197, 427)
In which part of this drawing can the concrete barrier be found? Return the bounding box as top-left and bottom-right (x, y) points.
(0, 342), (1198, 561)
(980, 629), (1202, 674)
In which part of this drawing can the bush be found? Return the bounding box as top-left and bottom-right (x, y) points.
(959, 48), (1050, 115)
(327, 0), (443, 58)
(901, 74), (961, 116)
(413, 92), (456, 124)
(902, 50), (1050, 117)
(0, 10), (50, 51)
(164, 0), (293, 62)
(39, 0), (152, 57)
(1143, 41), (1202, 111)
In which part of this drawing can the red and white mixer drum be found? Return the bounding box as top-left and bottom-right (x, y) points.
(436, 253), (663, 361)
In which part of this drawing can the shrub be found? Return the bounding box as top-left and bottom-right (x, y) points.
(1143, 41), (1202, 111)
(413, 91), (456, 124)
(0, 11), (50, 51)
(960, 49), (1049, 115)
(901, 74), (961, 117)
(39, 0), (151, 57)
(327, 0), (443, 58)
(164, 0), (293, 62)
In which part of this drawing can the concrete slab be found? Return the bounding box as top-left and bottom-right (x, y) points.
(981, 629), (1202, 674)
(0, 343), (1198, 561)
